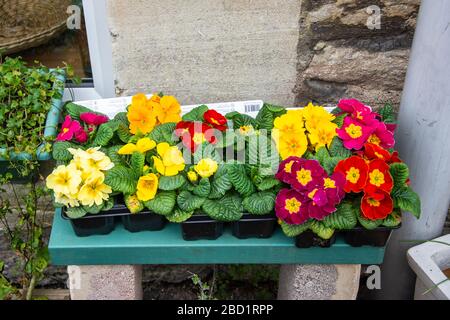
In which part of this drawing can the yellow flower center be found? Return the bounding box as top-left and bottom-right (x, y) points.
(285, 197), (301, 214)
(239, 125), (253, 135)
(324, 178), (336, 189)
(296, 168), (312, 186)
(356, 111), (364, 120)
(368, 134), (381, 145)
(209, 118), (221, 126)
(345, 124), (363, 139)
(308, 188), (318, 200)
(284, 161), (294, 174)
(367, 198), (381, 207)
(63, 128), (69, 134)
(346, 167), (360, 184)
(193, 132), (206, 145)
(369, 169), (385, 187)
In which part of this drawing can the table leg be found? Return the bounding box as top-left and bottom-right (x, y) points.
(67, 265), (143, 300)
(277, 264), (361, 300)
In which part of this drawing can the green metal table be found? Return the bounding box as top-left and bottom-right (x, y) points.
(49, 209), (386, 265)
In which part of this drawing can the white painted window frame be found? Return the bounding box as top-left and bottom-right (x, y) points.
(63, 0), (115, 101)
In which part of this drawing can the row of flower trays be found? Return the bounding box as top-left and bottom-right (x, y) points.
(46, 94), (421, 248)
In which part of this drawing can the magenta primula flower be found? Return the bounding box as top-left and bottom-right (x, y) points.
(305, 172), (346, 220)
(290, 159), (326, 192)
(56, 116), (83, 142)
(74, 128), (88, 143)
(275, 188), (309, 225)
(338, 99), (376, 125)
(366, 120), (395, 149)
(336, 116), (374, 150)
(275, 156), (304, 185)
(80, 112), (109, 126)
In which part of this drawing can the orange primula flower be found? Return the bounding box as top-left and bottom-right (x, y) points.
(127, 94), (158, 134)
(157, 95), (182, 124)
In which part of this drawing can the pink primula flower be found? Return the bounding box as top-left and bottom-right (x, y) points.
(366, 120), (395, 149)
(80, 112), (109, 126)
(56, 116), (82, 142)
(336, 116), (374, 150)
(74, 128), (88, 143)
(338, 99), (376, 125)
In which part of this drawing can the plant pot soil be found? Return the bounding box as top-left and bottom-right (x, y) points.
(343, 225), (401, 247)
(295, 231), (336, 248)
(181, 214), (224, 241)
(231, 214), (277, 239)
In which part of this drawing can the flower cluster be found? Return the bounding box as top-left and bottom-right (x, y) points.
(46, 147), (114, 207)
(272, 103), (337, 159)
(275, 157), (345, 224)
(127, 93), (182, 135)
(56, 112), (109, 144)
(334, 142), (403, 220)
(175, 110), (228, 153)
(336, 99), (395, 150)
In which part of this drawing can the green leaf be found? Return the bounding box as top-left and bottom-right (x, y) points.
(280, 220), (311, 237)
(328, 136), (352, 158)
(208, 165), (233, 199)
(322, 202), (358, 230)
(310, 220), (335, 240)
(202, 194), (243, 222)
(93, 123), (114, 146)
(182, 105), (208, 121)
(264, 103), (287, 114)
(314, 146), (330, 166)
(322, 156), (342, 175)
(104, 165), (137, 194)
(177, 191), (206, 212)
(332, 114), (346, 128)
(392, 186), (421, 219)
(193, 178), (211, 197)
(85, 203), (104, 214)
(256, 177), (281, 191)
(382, 211), (402, 227)
(144, 191), (176, 216)
(116, 115), (132, 143)
(102, 197), (115, 211)
(255, 106), (274, 130)
(228, 164), (255, 197)
(107, 145), (125, 166)
(130, 152), (145, 178)
(65, 206), (87, 219)
(390, 162), (409, 192)
(242, 191), (275, 215)
(227, 113), (256, 129)
(357, 211), (383, 230)
(378, 104), (396, 123)
(158, 175), (186, 191)
(52, 141), (77, 161)
(166, 208), (194, 223)
(148, 122), (177, 144)
(65, 102), (106, 121)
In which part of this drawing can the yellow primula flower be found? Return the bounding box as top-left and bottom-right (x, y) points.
(273, 109), (304, 135)
(302, 102), (335, 131)
(118, 137), (157, 155)
(187, 170), (198, 183)
(272, 131), (308, 160)
(77, 171), (112, 207)
(194, 158), (218, 178)
(128, 94), (158, 134)
(308, 121), (338, 151)
(54, 192), (79, 208)
(136, 173), (159, 201)
(46, 165), (82, 195)
(157, 95), (182, 124)
(153, 142), (185, 176)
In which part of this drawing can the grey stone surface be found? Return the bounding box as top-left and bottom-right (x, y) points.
(106, 0), (302, 106)
(143, 265), (212, 284)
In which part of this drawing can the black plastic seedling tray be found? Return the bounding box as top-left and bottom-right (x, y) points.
(295, 231), (337, 248)
(181, 214), (224, 241)
(62, 200), (166, 237)
(231, 214), (277, 239)
(343, 224), (401, 247)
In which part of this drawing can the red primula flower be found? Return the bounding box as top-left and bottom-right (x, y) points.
(364, 159), (393, 194)
(363, 143), (402, 164)
(361, 190), (393, 220)
(334, 156), (368, 193)
(204, 109), (227, 131)
(176, 121), (216, 153)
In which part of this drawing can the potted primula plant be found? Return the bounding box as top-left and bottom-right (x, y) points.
(273, 100), (421, 248)
(0, 56), (66, 181)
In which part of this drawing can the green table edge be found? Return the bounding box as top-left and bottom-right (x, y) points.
(49, 208), (386, 265)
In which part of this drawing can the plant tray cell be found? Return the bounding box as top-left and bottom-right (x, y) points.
(231, 214), (277, 239)
(181, 214), (224, 241)
(62, 209), (118, 237)
(121, 212), (166, 233)
(295, 231), (336, 248)
(343, 225), (400, 247)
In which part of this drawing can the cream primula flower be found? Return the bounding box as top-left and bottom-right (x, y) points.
(46, 165), (82, 195)
(54, 192), (79, 208)
(77, 171), (112, 206)
(69, 147), (114, 172)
